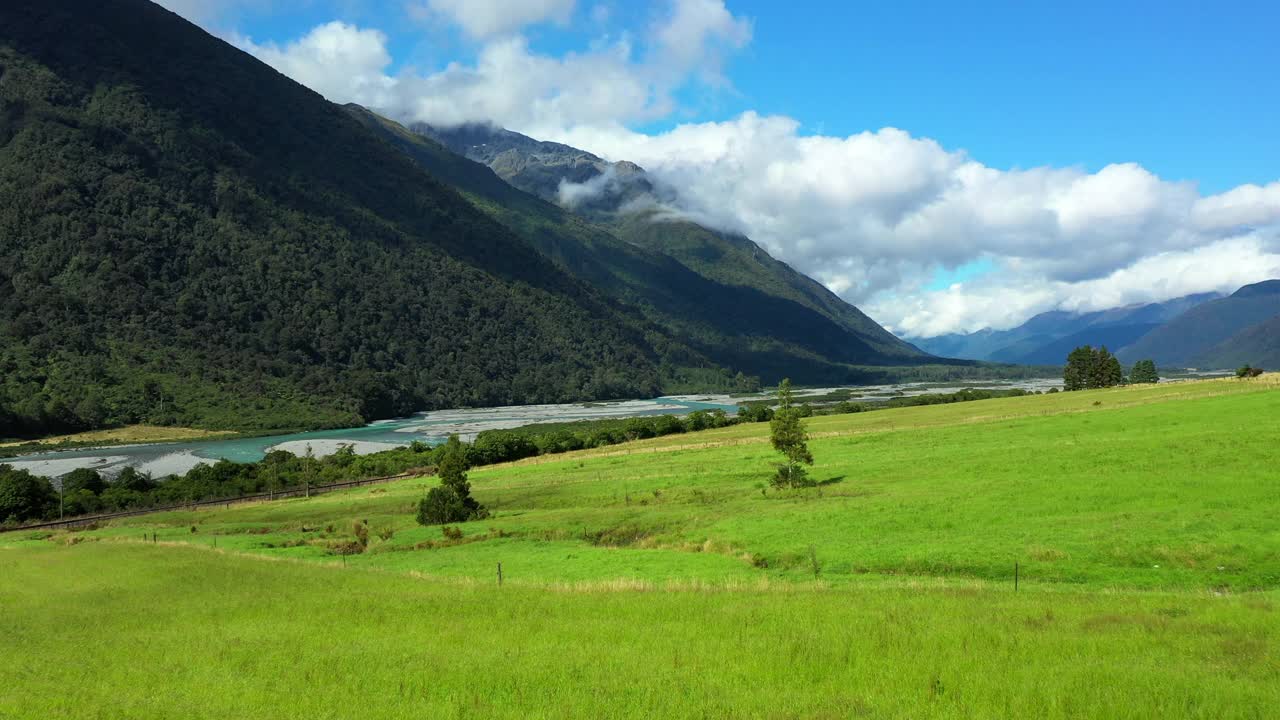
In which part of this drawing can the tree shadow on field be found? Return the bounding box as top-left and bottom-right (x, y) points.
(818, 476), (845, 486)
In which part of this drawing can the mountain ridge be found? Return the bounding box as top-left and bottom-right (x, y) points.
(0, 0), (723, 436)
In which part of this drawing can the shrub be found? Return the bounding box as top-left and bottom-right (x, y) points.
(417, 435), (488, 526)
(441, 526), (463, 541)
(1237, 365), (1265, 379)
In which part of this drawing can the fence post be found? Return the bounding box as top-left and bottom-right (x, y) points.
(497, 562), (503, 586)
(1015, 562), (1019, 592)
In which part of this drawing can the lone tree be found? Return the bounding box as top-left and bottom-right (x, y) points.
(1130, 359), (1159, 384)
(1064, 345), (1125, 390)
(416, 435), (487, 525)
(769, 379), (814, 488)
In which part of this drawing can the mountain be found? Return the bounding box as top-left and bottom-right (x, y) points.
(0, 0), (726, 437)
(408, 122), (922, 363)
(410, 123), (659, 214)
(911, 293), (1221, 363)
(353, 113), (933, 382)
(1193, 315), (1280, 370)
(1118, 281), (1280, 367)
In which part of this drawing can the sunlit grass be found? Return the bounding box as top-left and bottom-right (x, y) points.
(4, 377), (1279, 717)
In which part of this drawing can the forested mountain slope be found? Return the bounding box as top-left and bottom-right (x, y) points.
(351, 109), (938, 383)
(1193, 315), (1280, 369)
(0, 0), (716, 437)
(1117, 281), (1280, 367)
(409, 122), (923, 362)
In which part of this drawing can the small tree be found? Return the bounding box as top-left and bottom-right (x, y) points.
(1130, 360), (1159, 384)
(416, 435), (487, 525)
(769, 379), (814, 488)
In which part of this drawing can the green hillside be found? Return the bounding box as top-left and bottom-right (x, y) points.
(4, 377), (1279, 718)
(0, 0), (736, 437)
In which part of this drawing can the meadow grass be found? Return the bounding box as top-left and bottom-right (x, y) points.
(1, 544), (1277, 719)
(3, 377), (1279, 717)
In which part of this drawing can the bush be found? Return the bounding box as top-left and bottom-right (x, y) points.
(1237, 365), (1265, 379)
(0, 465), (57, 523)
(441, 526), (463, 541)
(417, 486), (488, 525)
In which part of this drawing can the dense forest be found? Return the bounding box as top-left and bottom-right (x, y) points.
(0, 0), (751, 438)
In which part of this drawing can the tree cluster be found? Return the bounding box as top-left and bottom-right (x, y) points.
(1129, 360), (1159, 384)
(1063, 346), (1124, 391)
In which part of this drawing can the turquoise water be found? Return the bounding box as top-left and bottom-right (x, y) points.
(6, 377), (1066, 479)
(5, 396), (735, 479)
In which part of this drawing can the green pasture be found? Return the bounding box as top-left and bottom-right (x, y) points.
(3, 377), (1279, 717)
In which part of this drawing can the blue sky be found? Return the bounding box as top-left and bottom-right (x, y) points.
(173, 0), (1280, 335)
(223, 0), (1280, 193)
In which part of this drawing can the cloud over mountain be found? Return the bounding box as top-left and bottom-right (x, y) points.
(191, 1), (1280, 337)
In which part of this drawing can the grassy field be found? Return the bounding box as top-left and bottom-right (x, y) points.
(3, 377), (1279, 717)
(0, 424), (235, 449)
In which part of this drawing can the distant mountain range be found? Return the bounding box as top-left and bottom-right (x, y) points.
(911, 281), (1280, 370)
(1118, 281), (1280, 368)
(910, 293), (1222, 365)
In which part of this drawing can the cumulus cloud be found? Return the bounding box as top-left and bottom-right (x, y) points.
(408, 0), (577, 39)
(545, 116), (1280, 335)
(236, 2), (751, 135)
(650, 0), (752, 84)
(236, 23), (396, 107)
(217, 2), (1280, 337)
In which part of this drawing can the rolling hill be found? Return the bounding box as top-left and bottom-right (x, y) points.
(4, 377), (1280, 717)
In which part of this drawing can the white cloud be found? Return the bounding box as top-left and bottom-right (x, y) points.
(546, 116), (1280, 335)
(221, 3), (1280, 338)
(409, 0), (577, 39)
(875, 235), (1280, 337)
(235, 23), (397, 107)
(236, 1), (751, 136)
(651, 0), (752, 84)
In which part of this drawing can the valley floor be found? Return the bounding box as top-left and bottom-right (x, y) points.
(3, 376), (1278, 718)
